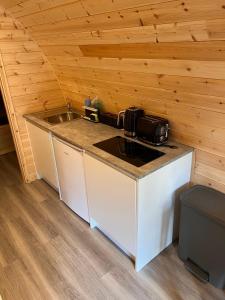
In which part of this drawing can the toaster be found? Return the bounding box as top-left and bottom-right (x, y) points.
(136, 115), (169, 146)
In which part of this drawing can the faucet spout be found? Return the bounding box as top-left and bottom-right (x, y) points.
(117, 110), (125, 127)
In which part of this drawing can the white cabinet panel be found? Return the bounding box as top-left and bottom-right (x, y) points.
(84, 154), (136, 255)
(53, 137), (89, 222)
(27, 121), (59, 189)
(85, 151), (192, 271)
(136, 152), (193, 271)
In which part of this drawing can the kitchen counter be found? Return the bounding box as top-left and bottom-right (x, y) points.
(24, 107), (193, 180)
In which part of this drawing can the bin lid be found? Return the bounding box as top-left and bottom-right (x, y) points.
(181, 185), (225, 227)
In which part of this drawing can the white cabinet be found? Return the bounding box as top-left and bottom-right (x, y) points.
(26, 121), (59, 190)
(53, 137), (89, 223)
(84, 154), (136, 255)
(135, 153), (193, 271)
(84, 152), (193, 271)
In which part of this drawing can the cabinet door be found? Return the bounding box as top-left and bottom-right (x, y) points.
(27, 121), (59, 189)
(84, 154), (136, 255)
(53, 137), (89, 223)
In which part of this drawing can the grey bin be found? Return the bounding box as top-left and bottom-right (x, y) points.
(178, 185), (225, 289)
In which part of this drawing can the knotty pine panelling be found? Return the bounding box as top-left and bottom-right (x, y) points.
(2, 0), (225, 192)
(0, 7), (65, 182)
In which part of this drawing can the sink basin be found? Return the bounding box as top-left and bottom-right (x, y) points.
(44, 112), (80, 124)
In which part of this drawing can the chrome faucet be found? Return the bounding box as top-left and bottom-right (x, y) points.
(67, 102), (72, 112)
(117, 110), (125, 127)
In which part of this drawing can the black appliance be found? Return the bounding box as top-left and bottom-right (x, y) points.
(99, 112), (123, 129)
(82, 106), (99, 122)
(118, 107), (144, 137)
(136, 115), (169, 146)
(93, 136), (165, 167)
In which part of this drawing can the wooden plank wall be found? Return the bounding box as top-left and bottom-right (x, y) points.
(2, 0), (225, 192)
(0, 124), (14, 155)
(0, 6), (65, 182)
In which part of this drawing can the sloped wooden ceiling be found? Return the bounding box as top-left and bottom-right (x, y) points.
(0, 5), (65, 182)
(1, 0), (225, 192)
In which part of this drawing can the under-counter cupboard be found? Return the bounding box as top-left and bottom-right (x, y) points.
(53, 137), (89, 223)
(84, 151), (192, 271)
(27, 121), (59, 190)
(26, 119), (193, 271)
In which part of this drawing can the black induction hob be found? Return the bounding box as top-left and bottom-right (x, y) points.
(93, 136), (165, 167)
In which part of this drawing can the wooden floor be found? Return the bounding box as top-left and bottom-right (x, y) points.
(0, 152), (224, 300)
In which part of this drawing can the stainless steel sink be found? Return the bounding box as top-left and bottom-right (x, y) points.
(44, 112), (80, 124)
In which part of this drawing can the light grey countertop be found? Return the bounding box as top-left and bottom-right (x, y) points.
(24, 107), (193, 180)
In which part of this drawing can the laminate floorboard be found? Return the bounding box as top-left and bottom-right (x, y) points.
(0, 152), (224, 300)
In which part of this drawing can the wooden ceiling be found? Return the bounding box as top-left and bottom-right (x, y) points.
(1, 1), (225, 63)
(1, 1), (225, 40)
